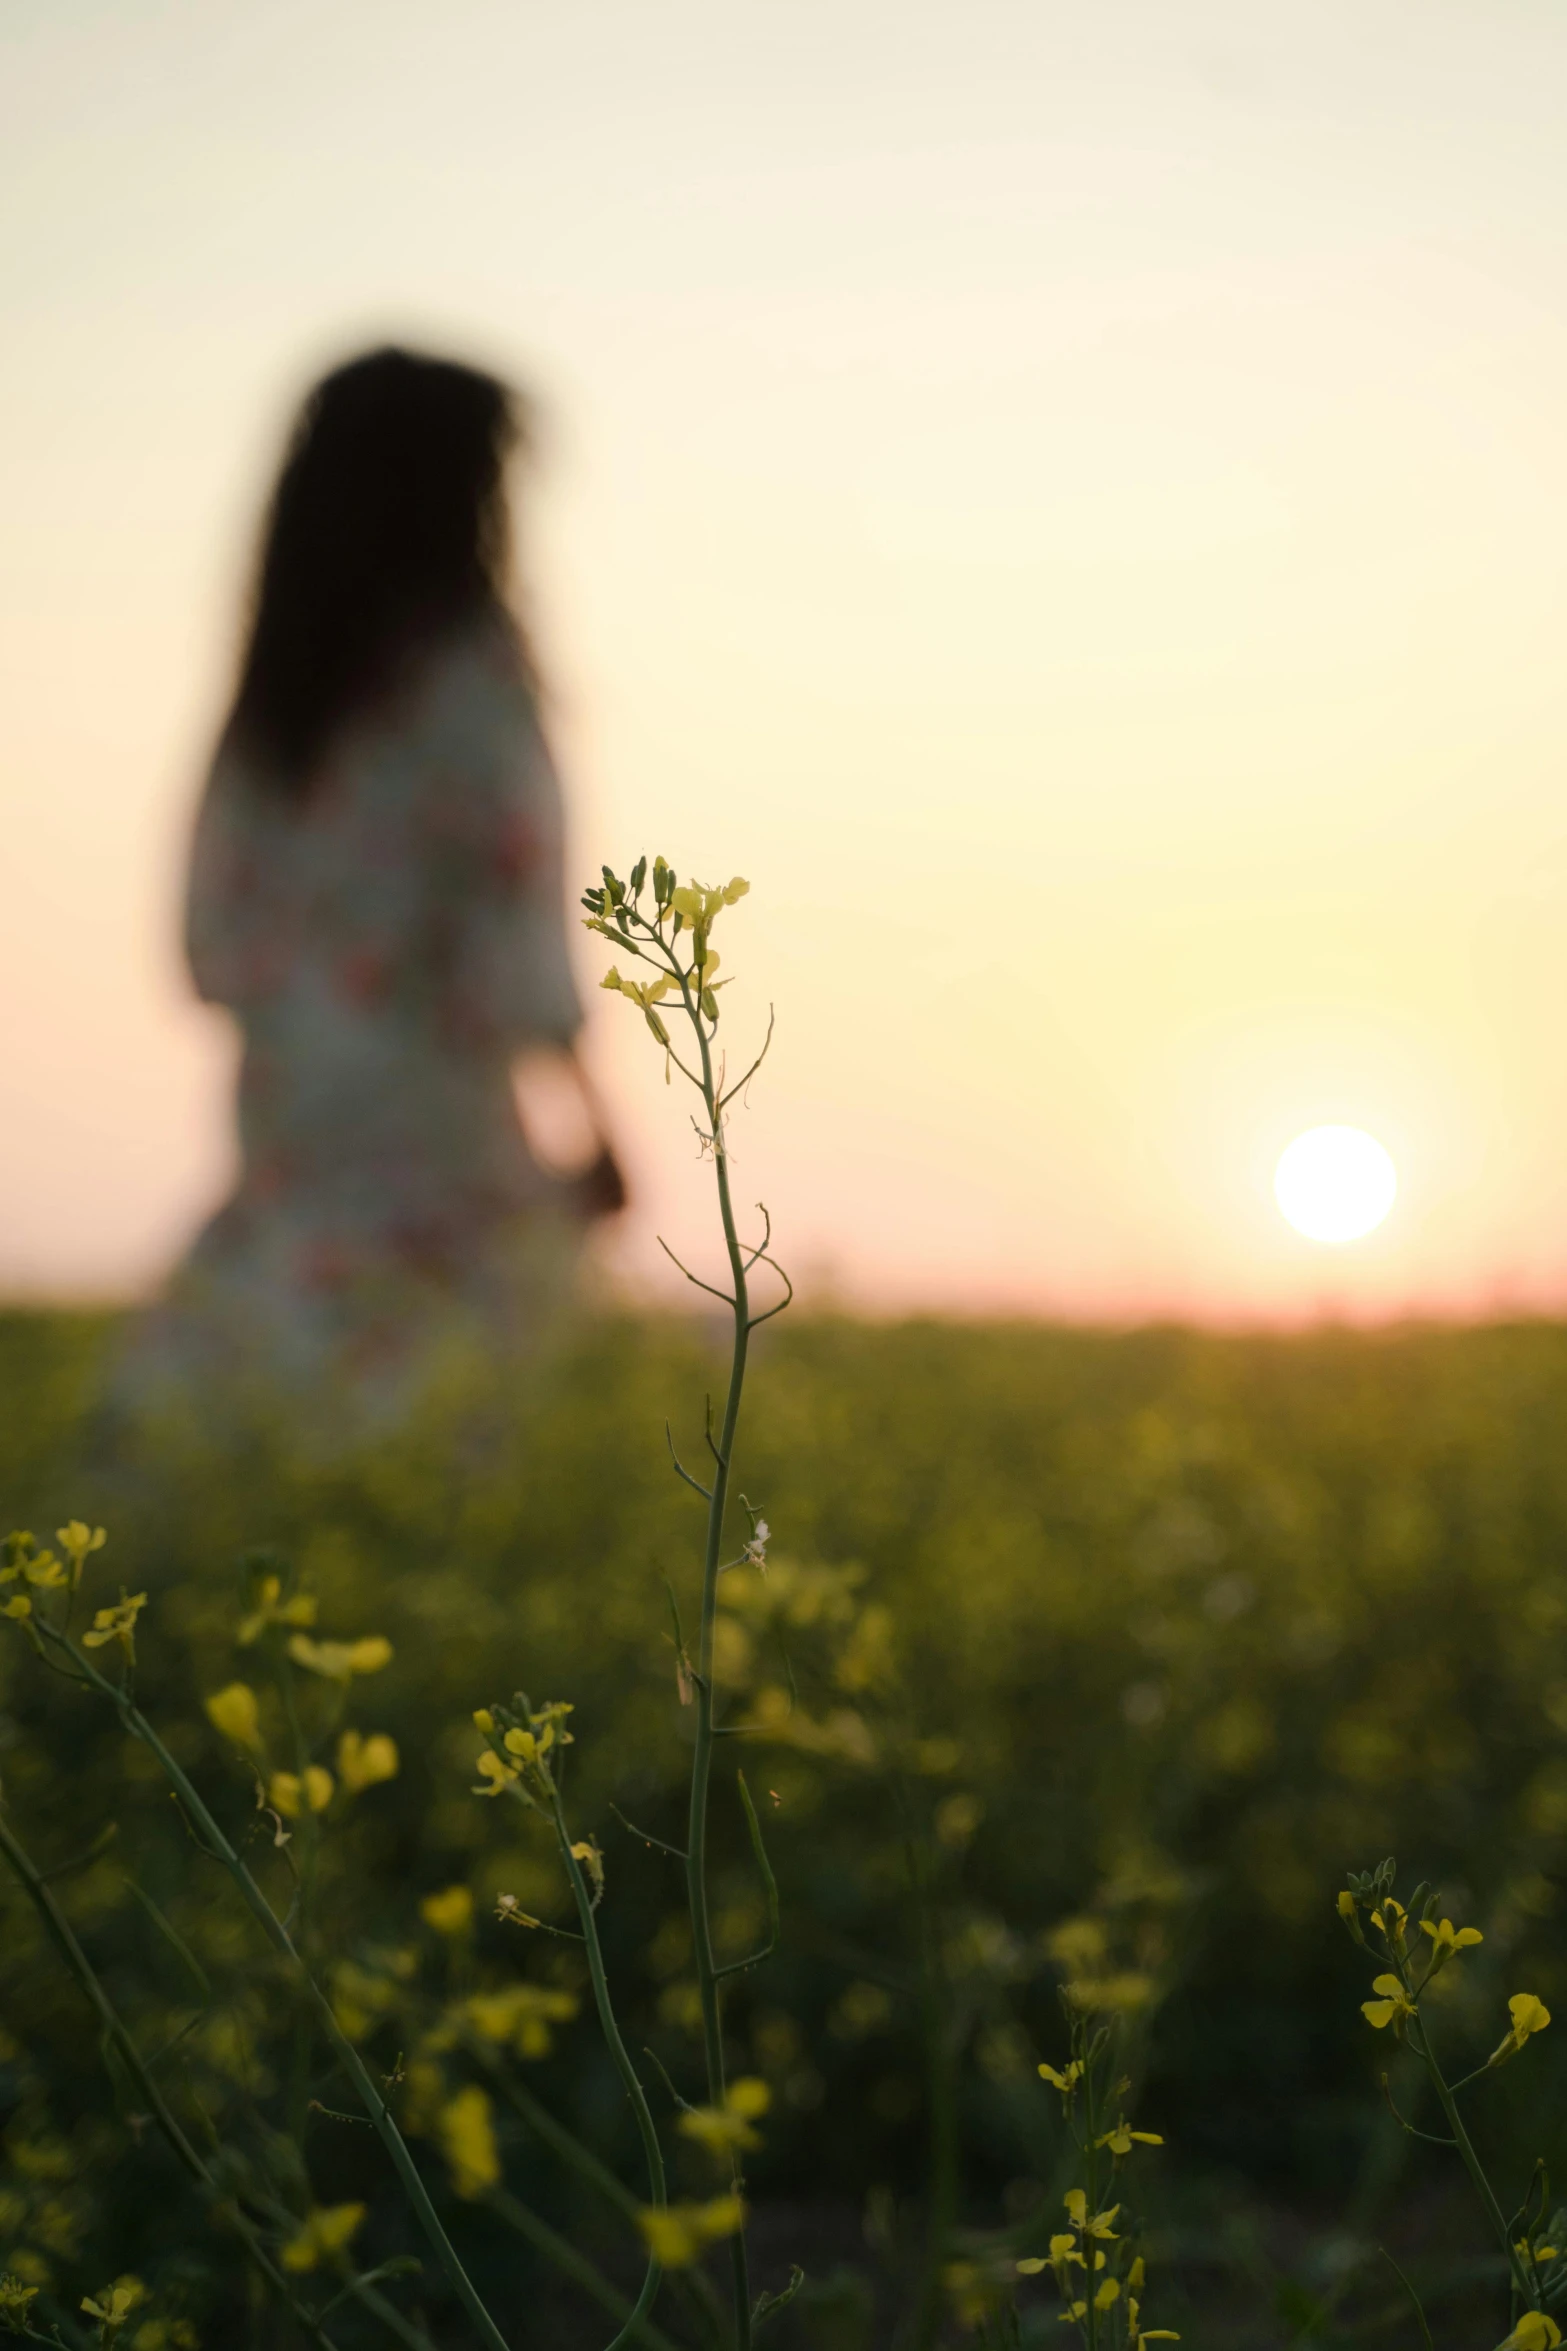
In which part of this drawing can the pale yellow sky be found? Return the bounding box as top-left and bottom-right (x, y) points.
(5, 0), (1567, 1320)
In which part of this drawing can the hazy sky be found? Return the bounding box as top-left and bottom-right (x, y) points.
(6, 0), (1567, 1321)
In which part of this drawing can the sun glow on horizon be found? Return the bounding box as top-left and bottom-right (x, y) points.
(1274, 1127), (1398, 1246)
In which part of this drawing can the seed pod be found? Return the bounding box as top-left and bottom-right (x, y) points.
(645, 1008), (670, 1045)
(701, 988), (719, 1021)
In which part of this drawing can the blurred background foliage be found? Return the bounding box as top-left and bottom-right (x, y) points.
(5, 1307), (1567, 2344)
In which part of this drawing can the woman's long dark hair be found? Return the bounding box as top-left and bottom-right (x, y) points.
(226, 346), (523, 794)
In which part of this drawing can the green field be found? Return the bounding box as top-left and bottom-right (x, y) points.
(4, 1306), (1567, 2345)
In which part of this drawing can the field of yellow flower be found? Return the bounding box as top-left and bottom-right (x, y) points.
(6, 1304), (1567, 2343)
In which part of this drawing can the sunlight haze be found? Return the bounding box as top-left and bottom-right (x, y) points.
(5, 0), (1567, 1321)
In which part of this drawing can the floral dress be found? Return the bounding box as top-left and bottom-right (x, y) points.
(130, 619), (585, 1421)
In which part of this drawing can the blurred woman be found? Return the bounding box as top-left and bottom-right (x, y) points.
(134, 345), (621, 1425)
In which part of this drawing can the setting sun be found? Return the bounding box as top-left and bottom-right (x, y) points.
(1274, 1126), (1398, 1246)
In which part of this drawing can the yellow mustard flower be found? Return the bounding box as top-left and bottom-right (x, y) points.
(438, 2086), (500, 2198)
(636, 2196), (745, 2266)
(81, 1593), (147, 1662)
(1096, 2118), (1165, 2156)
(204, 1683), (262, 1751)
(472, 1751), (520, 1797)
(0, 2277), (39, 2323)
(1095, 2278), (1121, 2311)
(1491, 1993), (1552, 2065)
(1361, 1974), (1417, 2032)
(81, 2277), (144, 2333)
(678, 2076), (772, 2157)
(420, 1886), (475, 1936)
(280, 2203), (365, 2273)
(2, 1595), (32, 1620)
(21, 1550), (67, 1590)
(1038, 2060), (1083, 2094)
(56, 1521), (106, 1584)
(1369, 1898), (1407, 1946)
(1508, 2315), (1563, 2351)
(287, 1634), (392, 1681)
(337, 1730), (399, 1793)
(237, 1576), (317, 1645)
(269, 1767), (334, 1819)
(1421, 1918), (1483, 1959)
(1063, 2190), (1120, 2239)
(1047, 2233), (1083, 2267)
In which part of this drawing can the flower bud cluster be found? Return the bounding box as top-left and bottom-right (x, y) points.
(470, 1697), (575, 1807)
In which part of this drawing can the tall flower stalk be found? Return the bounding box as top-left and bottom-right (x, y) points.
(470, 857), (793, 2350)
(1339, 1860), (1562, 2350)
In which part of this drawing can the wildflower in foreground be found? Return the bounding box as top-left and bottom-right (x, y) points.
(56, 1520), (106, 1584)
(81, 2277), (144, 2339)
(678, 2075), (772, 2156)
(1421, 1916), (1483, 1959)
(438, 2085), (500, 2197)
(1097, 2117), (1165, 2156)
(280, 2203), (366, 2273)
(337, 1729), (399, 1792)
(1038, 2059), (1084, 2095)
(0, 2276), (39, 2325)
(1361, 1973), (1418, 2033)
(1490, 1992), (1552, 2066)
(204, 1681), (262, 1751)
(472, 1750), (520, 1797)
(1507, 2314), (1563, 2351)
(81, 1592), (148, 1663)
(420, 1885), (475, 1936)
(636, 2195), (745, 2267)
(1063, 2189), (1120, 2239)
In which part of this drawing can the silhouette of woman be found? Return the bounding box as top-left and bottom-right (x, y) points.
(140, 346), (621, 1420)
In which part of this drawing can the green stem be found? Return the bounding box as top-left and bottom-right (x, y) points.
(0, 1807), (343, 2351)
(1411, 2016), (1532, 2310)
(684, 994), (754, 2351)
(549, 1797), (667, 2351)
(277, 1649), (320, 2144)
(32, 1631), (512, 2351)
(1083, 2050), (1103, 2351)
